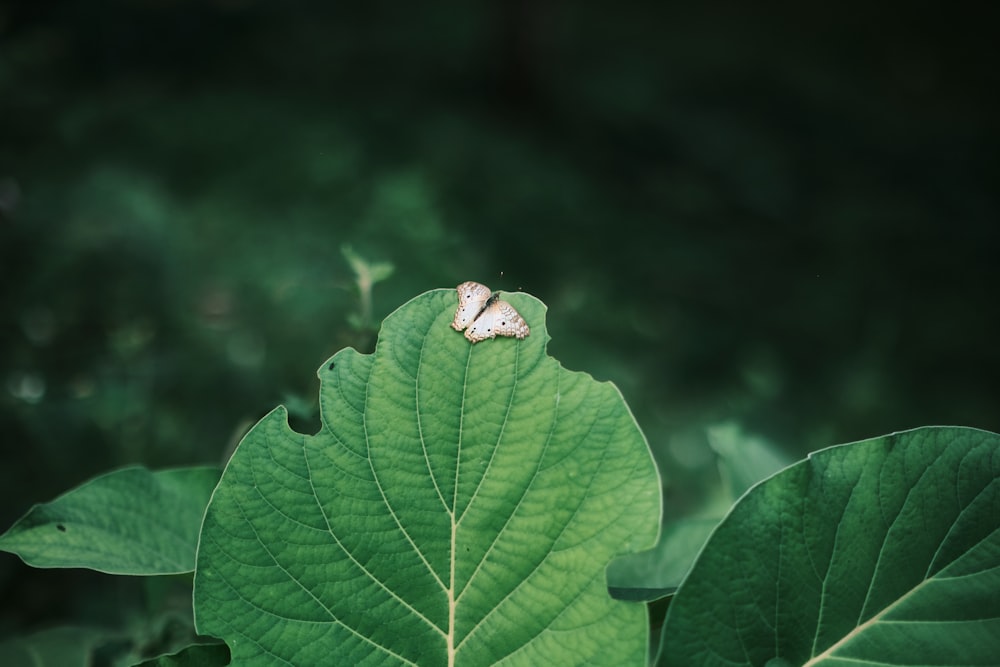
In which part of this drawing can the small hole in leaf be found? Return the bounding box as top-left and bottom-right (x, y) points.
(328, 361), (336, 370)
(56, 524), (66, 532)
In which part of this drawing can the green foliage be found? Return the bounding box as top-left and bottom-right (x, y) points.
(194, 287), (661, 665)
(657, 426), (1000, 666)
(4, 9), (998, 655)
(0, 627), (101, 667)
(1, 286), (998, 666)
(342, 244), (396, 346)
(606, 518), (718, 602)
(0, 620), (225, 667)
(608, 424), (790, 604)
(707, 421), (793, 501)
(0, 466), (220, 574)
(133, 643), (230, 667)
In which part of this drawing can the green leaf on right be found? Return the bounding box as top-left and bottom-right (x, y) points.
(194, 286), (662, 665)
(658, 426), (1000, 666)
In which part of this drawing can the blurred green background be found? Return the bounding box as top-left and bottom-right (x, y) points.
(1, 0), (997, 649)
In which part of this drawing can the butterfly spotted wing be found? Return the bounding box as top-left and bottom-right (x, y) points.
(451, 281), (493, 332)
(451, 281), (530, 343)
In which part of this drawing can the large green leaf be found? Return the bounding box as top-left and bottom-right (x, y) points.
(657, 426), (1000, 666)
(0, 466), (221, 574)
(193, 286), (661, 665)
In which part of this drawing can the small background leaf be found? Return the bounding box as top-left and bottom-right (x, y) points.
(194, 287), (661, 665)
(658, 426), (1000, 666)
(0, 466), (221, 574)
(133, 643), (230, 667)
(609, 424), (790, 602)
(707, 421), (791, 501)
(0, 626), (102, 667)
(606, 517), (718, 602)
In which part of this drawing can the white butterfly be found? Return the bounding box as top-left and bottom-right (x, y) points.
(451, 281), (530, 343)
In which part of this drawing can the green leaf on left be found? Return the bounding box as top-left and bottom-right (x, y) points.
(0, 466), (221, 574)
(194, 286), (662, 665)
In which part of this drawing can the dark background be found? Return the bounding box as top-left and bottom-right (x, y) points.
(1, 0), (997, 650)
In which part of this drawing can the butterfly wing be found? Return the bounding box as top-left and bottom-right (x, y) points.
(452, 281), (492, 332)
(464, 297), (530, 343)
